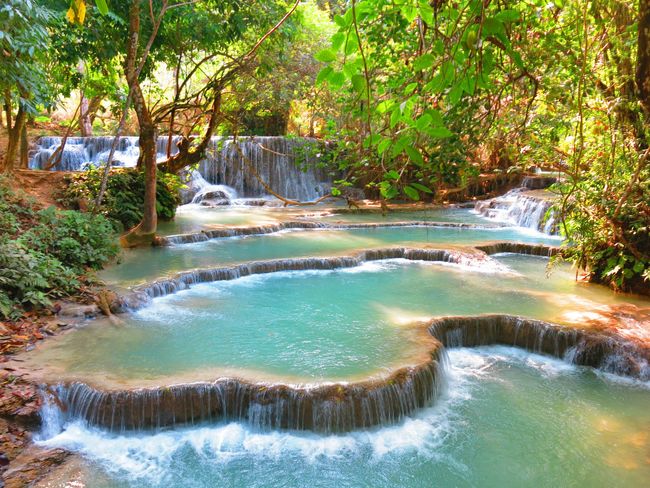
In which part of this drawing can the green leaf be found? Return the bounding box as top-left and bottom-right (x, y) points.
(390, 107), (402, 128)
(413, 53), (434, 71)
(482, 18), (505, 36)
(402, 6), (417, 23)
(376, 100), (394, 114)
(351, 74), (366, 93)
(333, 15), (347, 27)
(447, 83), (463, 105)
(406, 146), (424, 166)
(427, 126), (454, 138)
(385, 170), (400, 180)
(314, 49), (337, 63)
(331, 187), (342, 196)
(495, 9), (520, 23)
(95, 0), (109, 15)
(404, 82), (418, 95)
(316, 66), (334, 85)
(331, 32), (345, 50)
(411, 182), (433, 194)
(403, 185), (420, 201)
(415, 113), (433, 132)
(328, 71), (346, 89)
(345, 32), (359, 55)
(418, 2), (434, 24)
(633, 261), (646, 274)
(377, 138), (392, 155)
(423, 109), (444, 126)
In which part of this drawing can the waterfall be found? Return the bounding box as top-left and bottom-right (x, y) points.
(474, 188), (559, 235)
(427, 315), (650, 380)
(108, 248), (503, 309)
(39, 352), (444, 433)
(29, 136), (332, 201)
(38, 313), (649, 435)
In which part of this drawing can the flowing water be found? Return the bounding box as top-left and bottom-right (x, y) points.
(156, 205), (489, 236)
(30, 255), (646, 387)
(474, 188), (558, 234)
(36, 348), (650, 488)
(29, 136), (332, 201)
(17, 179), (650, 486)
(101, 225), (561, 285)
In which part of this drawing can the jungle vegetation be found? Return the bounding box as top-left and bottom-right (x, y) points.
(0, 0), (648, 298)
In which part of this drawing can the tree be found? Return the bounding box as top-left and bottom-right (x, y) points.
(0, 0), (52, 172)
(117, 0), (301, 246)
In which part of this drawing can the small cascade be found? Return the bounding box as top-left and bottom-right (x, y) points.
(29, 136), (332, 201)
(41, 350), (444, 433)
(110, 248), (500, 308)
(36, 313), (649, 436)
(159, 220), (500, 246)
(474, 188), (559, 235)
(428, 315), (650, 380)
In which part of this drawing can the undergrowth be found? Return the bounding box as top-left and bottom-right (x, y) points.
(0, 179), (118, 320)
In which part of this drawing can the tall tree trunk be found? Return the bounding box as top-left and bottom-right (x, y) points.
(19, 120), (28, 169)
(637, 0), (650, 117)
(79, 93), (93, 137)
(3, 103), (25, 173)
(120, 0), (158, 247)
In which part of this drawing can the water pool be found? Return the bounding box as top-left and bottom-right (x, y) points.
(29, 255), (647, 388)
(101, 226), (561, 286)
(37, 347), (650, 488)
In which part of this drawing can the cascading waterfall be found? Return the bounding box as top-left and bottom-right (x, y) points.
(474, 188), (559, 234)
(198, 137), (331, 201)
(29, 135), (332, 201)
(158, 220), (501, 246)
(39, 350), (444, 433)
(28, 136), (174, 171)
(108, 247), (505, 311)
(38, 314), (649, 436)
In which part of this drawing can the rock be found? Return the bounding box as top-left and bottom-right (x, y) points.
(522, 176), (557, 190)
(2, 447), (69, 488)
(56, 303), (100, 319)
(199, 198), (230, 207)
(109, 291), (150, 314)
(198, 190), (230, 201)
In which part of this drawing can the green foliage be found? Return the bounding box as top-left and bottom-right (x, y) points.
(60, 168), (182, 231)
(553, 154), (649, 292)
(19, 207), (118, 272)
(314, 0), (529, 199)
(0, 179), (118, 320)
(0, 0), (54, 113)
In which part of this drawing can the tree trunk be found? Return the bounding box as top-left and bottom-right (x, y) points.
(3, 103), (25, 173)
(637, 0), (650, 117)
(79, 93), (93, 136)
(120, 0), (158, 247)
(19, 120), (28, 168)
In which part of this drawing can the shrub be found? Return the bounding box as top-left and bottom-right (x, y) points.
(0, 179), (119, 319)
(60, 168), (182, 231)
(19, 207), (119, 272)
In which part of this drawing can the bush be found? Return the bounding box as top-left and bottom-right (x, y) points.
(60, 168), (182, 231)
(0, 240), (79, 319)
(0, 179), (119, 319)
(19, 207), (119, 272)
